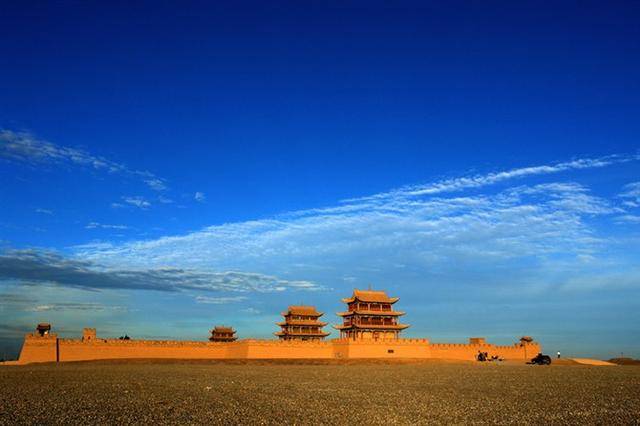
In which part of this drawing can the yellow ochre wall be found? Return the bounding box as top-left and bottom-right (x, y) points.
(17, 334), (58, 364)
(16, 332), (540, 364)
(429, 342), (538, 361)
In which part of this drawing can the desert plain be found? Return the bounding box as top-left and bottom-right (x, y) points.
(1, 359), (639, 425)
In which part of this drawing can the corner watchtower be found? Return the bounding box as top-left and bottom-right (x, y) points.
(36, 323), (51, 337)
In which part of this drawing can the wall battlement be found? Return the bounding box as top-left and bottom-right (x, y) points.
(17, 329), (540, 364)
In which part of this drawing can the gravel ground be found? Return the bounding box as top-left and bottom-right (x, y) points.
(1, 360), (639, 425)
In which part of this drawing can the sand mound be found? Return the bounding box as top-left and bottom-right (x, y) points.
(608, 357), (640, 365)
(550, 358), (579, 365)
(570, 358), (616, 366)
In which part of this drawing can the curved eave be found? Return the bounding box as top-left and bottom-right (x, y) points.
(336, 311), (405, 317)
(341, 297), (399, 304)
(275, 331), (330, 337)
(333, 324), (410, 330)
(281, 312), (324, 317)
(276, 321), (328, 326)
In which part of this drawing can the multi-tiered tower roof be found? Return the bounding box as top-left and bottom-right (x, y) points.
(275, 305), (330, 341)
(209, 326), (237, 342)
(335, 289), (409, 340)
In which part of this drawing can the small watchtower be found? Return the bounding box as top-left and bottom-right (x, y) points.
(209, 326), (237, 342)
(36, 323), (51, 337)
(83, 328), (97, 342)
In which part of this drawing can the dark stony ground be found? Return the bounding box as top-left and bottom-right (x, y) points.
(1, 360), (639, 425)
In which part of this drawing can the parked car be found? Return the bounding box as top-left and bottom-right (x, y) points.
(529, 353), (552, 365)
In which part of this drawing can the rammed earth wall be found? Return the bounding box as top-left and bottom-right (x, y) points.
(16, 333), (540, 364)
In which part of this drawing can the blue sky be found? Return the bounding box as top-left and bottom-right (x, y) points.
(1, 1), (639, 359)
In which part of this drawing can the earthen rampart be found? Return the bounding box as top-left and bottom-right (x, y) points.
(429, 341), (539, 361)
(17, 333), (59, 364)
(16, 331), (540, 364)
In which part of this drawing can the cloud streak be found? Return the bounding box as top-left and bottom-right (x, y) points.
(86, 222), (129, 230)
(0, 249), (322, 294)
(2, 155), (638, 311)
(26, 302), (127, 312)
(343, 154), (638, 204)
(194, 192), (206, 203)
(0, 129), (167, 192)
(72, 177), (629, 298)
(195, 295), (248, 304)
(620, 182), (640, 208)
(121, 196), (151, 209)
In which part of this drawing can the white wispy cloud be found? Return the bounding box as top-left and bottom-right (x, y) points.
(121, 196), (151, 209)
(0, 129), (166, 191)
(85, 222), (129, 230)
(72, 185), (626, 296)
(508, 182), (621, 215)
(558, 269), (640, 291)
(26, 302), (127, 312)
(194, 192), (206, 203)
(64, 154), (640, 309)
(3, 155), (638, 308)
(195, 295), (248, 304)
(35, 208), (53, 215)
(343, 154), (637, 204)
(144, 178), (167, 191)
(619, 182), (640, 208)
(615, 215), (640, 224)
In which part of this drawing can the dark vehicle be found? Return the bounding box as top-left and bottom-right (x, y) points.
(529, 353), (552, 365)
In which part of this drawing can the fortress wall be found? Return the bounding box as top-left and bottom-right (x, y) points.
(18, 334), (58, 364)
(58, 339), (336, 361)
(429, 342), (540, 361)
(225, 341), (249, 358)
(57, 339), (230, 362)
(241, 340), (335, 359)
(17, 333), (541, 364)
(333, 338), (432, 359)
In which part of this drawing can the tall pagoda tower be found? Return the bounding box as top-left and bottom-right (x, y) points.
(209, 326), (237, 342)
(275, 305), (330, 341)
(335, 288), (409, 340)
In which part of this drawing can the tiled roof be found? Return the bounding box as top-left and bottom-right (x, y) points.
(285, 305), (323, 316)
(212, 326), (235, 333)
(341, 289), (399, 304)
